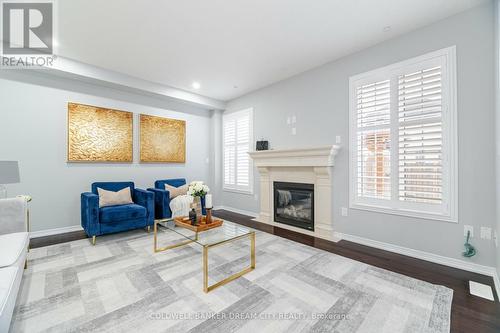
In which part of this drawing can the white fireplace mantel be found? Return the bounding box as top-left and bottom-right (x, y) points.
(248, 145), (340, 241)
(248, 145), (339, 168)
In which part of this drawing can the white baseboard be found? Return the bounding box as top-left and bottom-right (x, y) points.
(30, 225), (83, 239)
(493, 270), (500, 302)
(334, 231), (499, 301)
(213, 206), (259, 218)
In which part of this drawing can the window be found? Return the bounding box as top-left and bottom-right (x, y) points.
(223, 108), (253, 194)
(349, 47), (457, 222)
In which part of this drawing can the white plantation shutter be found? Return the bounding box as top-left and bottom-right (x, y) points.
(236, 116), (250, 187)
(223, 109), (253, 193)
(398, 66), (443, 204)
(356, 80), (391, 200)
(349, 47), (457, 222)
(224, 119), (236, 186)
(357, 80), (391, 128)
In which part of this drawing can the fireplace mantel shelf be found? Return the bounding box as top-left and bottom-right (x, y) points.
(248, 145), (340, 168)
(248, 145), (340, 242)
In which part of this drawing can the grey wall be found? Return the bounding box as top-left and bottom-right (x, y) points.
(222, 3), (497, 266)
(0, 71), (212, 232)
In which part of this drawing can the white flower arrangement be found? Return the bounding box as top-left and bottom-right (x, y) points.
(187, 181), (210, 197)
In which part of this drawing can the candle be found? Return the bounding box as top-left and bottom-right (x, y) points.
(205, 194), (213, 209)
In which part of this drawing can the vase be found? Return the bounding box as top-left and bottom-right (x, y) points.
(193, 196), (203, 218)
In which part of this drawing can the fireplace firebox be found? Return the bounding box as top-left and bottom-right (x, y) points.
(274, 182), (314, 231)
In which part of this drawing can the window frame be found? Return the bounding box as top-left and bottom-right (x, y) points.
(222, 108), (254, 195)
(349, 46), (458, 223)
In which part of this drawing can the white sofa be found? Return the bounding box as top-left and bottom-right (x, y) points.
(0, 198), (29, 333)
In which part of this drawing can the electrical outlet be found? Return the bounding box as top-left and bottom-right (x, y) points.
(254, 194), (258, 201)
(480, 227), (492, 240)
(336, 136), (341, 144)
(292, 127), (297, 135)
(341, 207), (348, 217)
(291, 115), (297, 124)
(205, 157), (210, 164)
(464, 225), (474, 238)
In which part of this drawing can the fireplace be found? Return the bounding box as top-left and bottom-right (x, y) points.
(249, 146), (339, 241)
(274, 182), (314, 231)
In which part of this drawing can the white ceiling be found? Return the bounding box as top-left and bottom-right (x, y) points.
(56, 0), (487, 102)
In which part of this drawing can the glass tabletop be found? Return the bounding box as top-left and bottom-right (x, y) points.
(156, 219), (253, 246)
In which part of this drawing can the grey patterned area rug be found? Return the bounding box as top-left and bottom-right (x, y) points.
(12, 224), (452, 333)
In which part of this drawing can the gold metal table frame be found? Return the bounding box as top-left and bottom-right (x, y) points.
(153, 219), (256, 293)
(153, 219), (199, 252)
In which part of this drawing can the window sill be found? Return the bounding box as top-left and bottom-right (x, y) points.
(349, 203), (457, 224)
(223, 188), (254, 196)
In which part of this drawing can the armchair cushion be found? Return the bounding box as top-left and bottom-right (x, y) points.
(0, 198), (27, 235)
(97, 187), (133, 208)
(164, 184), (188, 198)
(91, 182), (134, 195)
(0, 232), (29, 268)
(0, 266), (18, 331)
(99, 204), (147, 224)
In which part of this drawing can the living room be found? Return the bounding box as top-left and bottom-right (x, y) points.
(0, 0), (499, 332)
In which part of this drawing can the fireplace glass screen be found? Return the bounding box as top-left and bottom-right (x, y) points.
(274, 182), (314, 231)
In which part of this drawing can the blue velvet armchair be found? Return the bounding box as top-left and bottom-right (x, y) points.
(81, 182), (154, 244)
(147, 178), (206, 219)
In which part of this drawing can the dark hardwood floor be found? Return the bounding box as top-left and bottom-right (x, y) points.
(212, 210), (500, 333)
(30, 230), (87, 248)
(30, 209), (500, 332)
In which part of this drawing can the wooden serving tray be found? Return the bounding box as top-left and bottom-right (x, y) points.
(174, 216), (223, 232)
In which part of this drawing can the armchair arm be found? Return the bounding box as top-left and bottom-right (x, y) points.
(134, 188), (154, 225)
(81, 192), (99, 236)
(0, 197), (27, 235)
(147, 188), (171, 219)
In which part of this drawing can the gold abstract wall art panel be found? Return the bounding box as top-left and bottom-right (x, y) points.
(67, 103), (133, 162)
(140, 114), (186, 163)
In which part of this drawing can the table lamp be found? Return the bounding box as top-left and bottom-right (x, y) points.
(0, 161), (20, 199)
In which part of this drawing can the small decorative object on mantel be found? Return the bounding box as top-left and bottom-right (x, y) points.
(189, 208), (197, 226)
(187, 181), (210, 217)
(256, 139), (269, 151)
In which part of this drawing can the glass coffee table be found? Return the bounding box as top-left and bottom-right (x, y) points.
(153, 218), (256, 293)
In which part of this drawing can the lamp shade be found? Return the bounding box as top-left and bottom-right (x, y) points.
(0, 161), (20, 184)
